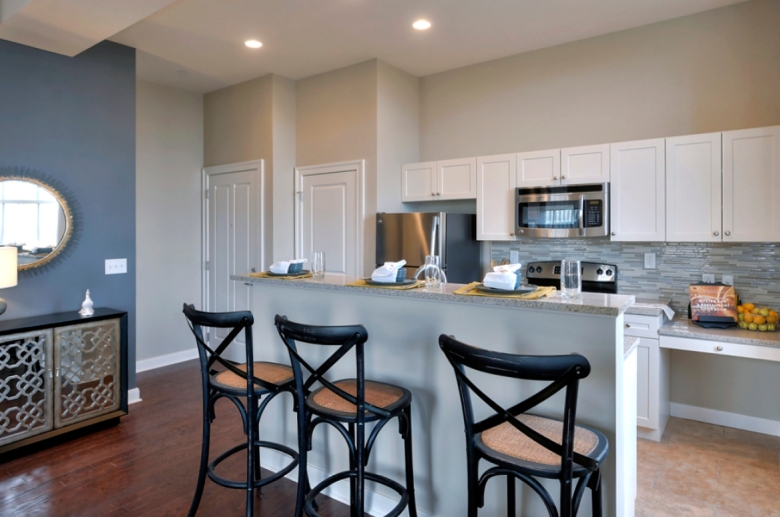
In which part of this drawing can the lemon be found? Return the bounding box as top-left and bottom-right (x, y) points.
(769, 323), (776, 332)
(739, 321), (749, 329)
(749, 323), (758, 330)
(760, 308), (770, 317)
(759, 324), (768, 332)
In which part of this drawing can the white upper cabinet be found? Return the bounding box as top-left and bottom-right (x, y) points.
(561, 144), (610, 185)
(401, 161), (435, 202)
(516, 149), (561, 187)
(666, 133), (722, 242)
(437, 158), (477, 200)
(610, 139), (665, 241)
(477, 154), (517, 241)
(402, 158), (476, 201)
(723, 126), (780, 242)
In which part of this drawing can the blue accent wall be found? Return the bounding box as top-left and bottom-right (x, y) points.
(0, 40), (137, 388)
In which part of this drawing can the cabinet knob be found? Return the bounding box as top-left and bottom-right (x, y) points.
(725, 231), (731, 236)
(553, 176), (558, 181)
(611, 232), (616, 236)
(561, 175), (566, 180)
(510, 233), (515, 237)
(714, 231), (720, 236)
(716, 345), (724, 352)
(625, 324), (631, 328)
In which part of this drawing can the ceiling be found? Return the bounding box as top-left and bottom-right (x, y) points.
(2, 0), (751, 93)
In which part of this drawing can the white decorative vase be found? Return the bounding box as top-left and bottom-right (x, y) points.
(79, 290), (94, 317)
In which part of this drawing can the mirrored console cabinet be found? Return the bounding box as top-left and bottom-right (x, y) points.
(0, 308), (128, 454)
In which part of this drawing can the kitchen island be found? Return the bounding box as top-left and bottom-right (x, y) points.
(232, 273), (636, 517)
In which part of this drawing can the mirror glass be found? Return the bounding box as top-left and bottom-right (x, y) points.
(0, 178), (72, 270)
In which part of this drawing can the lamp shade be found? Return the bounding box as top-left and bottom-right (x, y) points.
(0, 247), (18, 289)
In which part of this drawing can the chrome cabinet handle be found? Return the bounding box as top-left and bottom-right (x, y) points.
(714, 231), (720, 236)
(625, 324), (631, 328)
(725, 231), (731, 236)
(611, 232), (616, 236)
(716, 345), (724, 352)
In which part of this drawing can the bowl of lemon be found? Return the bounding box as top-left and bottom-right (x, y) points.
(737, 303), (778, 331)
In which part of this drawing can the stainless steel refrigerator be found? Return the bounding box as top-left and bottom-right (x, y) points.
(376, 212), (482, 284)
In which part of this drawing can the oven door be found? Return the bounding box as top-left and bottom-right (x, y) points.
(515, 184), (609, 238)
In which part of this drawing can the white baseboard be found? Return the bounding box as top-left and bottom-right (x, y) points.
(136, 348), (199, 373)
(260, 448), (431, 517)
(128, 388), (142, 404)
(671, 402), (780, 437)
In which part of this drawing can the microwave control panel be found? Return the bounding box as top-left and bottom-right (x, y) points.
(584, 200), (603, 228)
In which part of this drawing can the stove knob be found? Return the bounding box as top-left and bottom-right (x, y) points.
(528, 265), (534, 273)
(536, 266), (543, 273)
(606, 269), (613, 276)
(596, 268), (604, 275)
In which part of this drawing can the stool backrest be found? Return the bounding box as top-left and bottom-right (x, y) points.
(438, 334), (598, 472)
(182, 304), (283, 393)
(275, 315), (391, 419)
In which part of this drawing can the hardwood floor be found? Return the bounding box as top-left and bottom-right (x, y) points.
(1, 358), (778, 516)
(0, 360), (350, 517)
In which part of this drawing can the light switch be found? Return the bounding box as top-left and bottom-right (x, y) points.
(722, 275), (734, 286)
(702, 273), (715, 284)
(643, 253), (656, 270)
(105, 258), (127, 275)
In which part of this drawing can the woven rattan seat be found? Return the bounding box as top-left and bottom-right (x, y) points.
(479, 414), (599, 466)
(309, 380), (405, 415)
(212, 362), (293, 390)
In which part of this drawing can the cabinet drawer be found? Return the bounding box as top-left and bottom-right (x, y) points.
(624, 314), (663, 338)
(660, 335), (780, 362)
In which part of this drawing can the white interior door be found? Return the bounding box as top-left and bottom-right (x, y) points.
(204, 161), (263, 360)
(296, 161), (364, 278)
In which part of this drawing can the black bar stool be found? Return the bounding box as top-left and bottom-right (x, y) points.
(183, 304), (301, 517)
(439, 334), (609, 517)
(275, 315), (418, 517)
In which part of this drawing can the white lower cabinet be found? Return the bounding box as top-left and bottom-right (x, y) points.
(625, 313), (670, 442)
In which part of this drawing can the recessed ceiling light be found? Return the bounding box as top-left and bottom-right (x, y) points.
(412, 19), (431, 30)
(245, 40), (263, 49)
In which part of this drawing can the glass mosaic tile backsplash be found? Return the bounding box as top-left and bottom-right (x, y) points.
(491, 240), (780, 312)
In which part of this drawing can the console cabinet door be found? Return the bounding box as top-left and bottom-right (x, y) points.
(635, 337), (659, 430)
(0, 330), (53, 446)
(723, 126), (780, 242)
(438, 158), (477, 200)
(54, 319), (121, 428)
(610, 139), (665, 241)
(516, 149), (560, 187)
(561, 144), (610, 185)
(477, 154), (517, 241)
(401, 161), (436, 202)
(666, 133), (722, 242)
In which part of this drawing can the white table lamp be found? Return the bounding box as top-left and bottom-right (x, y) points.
(0, 247), (18, 316)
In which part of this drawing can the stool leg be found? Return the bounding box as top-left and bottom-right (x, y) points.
(560, 478), (572, 517)
(402, 406), (418, 517)
(246, 396), (256, 517)
(355, 420), (366, 517)
(348, 423), (358, 517)
(507, 476), (516, 517)
(294, 408), (309, 517)
(187, 390), (211, 517)
(590, 470), (603, 517)
(466, 450), (479, 517)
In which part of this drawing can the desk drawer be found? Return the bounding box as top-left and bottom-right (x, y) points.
(625, 314), (664, 339)
(660, 335), (780, 362)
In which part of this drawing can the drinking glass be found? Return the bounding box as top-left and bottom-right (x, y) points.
(424, 255), (447, 288)
(312, 251), (325, 279)
(561, 259), (581, 298)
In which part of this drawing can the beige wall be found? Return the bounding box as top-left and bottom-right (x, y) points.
(419, 0), (780, 161)
(296, 60), (378, 274)
(271, 75), (296, 262)
(136, 80), (203, 362)
(204, 74), (275, 267)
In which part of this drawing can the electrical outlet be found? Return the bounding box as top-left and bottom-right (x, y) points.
(702, 273), (715, 284)
(105, 258), (127, 275)
(722, 275), (734, 286)
(644, 252), (656, 269)
(509, 250), (520, 264)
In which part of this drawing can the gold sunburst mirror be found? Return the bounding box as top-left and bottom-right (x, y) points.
(0, 177), (73, 271)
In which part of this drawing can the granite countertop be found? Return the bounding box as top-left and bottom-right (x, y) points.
(660, 317), (780, 348)
(233, 274), (635, 317)
(624, 336), (639, 357)
(624, 295), (674, 317)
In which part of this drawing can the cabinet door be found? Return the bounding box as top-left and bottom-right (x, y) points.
(561, 144), (610, 185)
(401, 162), (435, 202)
(477, 154), (517, 241)
(516, 149), (560, 187)
(635, 337), (660, 430)
(666, 133), (722, 242)
(438, 158), (477, 200)
(54, 319), (121, 428)
(610, 139), (665, 241)
(723, 126), (780, 242)
(0, 330), (53, 446)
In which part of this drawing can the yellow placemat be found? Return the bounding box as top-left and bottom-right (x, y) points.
(248, 271), (313, 280)
(453, 282), (557, 300)
(346, 279), (426, 290)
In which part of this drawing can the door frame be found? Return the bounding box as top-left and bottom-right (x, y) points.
(201, 159), (264, 312)
(294, 160), (365, 277)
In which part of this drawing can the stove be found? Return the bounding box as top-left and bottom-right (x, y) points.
(525, 261), (618, 294)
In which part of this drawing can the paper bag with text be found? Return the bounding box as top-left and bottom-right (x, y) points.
(689, 284), (738, 323)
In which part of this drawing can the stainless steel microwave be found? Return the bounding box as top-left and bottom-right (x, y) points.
(515, 183), (610, 238)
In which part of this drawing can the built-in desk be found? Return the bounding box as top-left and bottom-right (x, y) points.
(660, 317), (780, 362)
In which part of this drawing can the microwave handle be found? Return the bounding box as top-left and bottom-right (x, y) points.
(578, 195), (585, 237)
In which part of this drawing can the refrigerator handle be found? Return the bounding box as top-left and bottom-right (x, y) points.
(430, 215), (439, 256)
